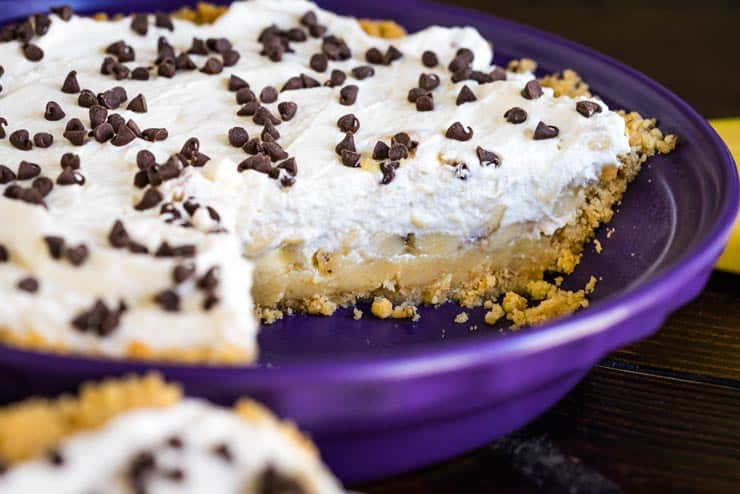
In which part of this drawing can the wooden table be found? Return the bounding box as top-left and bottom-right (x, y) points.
(364, 2), (740, 493)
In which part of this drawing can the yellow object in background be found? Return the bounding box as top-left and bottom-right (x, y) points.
(711, 118), (740, 274)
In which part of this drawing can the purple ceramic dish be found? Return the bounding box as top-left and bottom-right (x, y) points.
(1, 0), (738, 484)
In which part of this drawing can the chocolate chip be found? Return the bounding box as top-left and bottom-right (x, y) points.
(23, 44), (43, 62)
(228, 74), (248, 91)
(228, 127), (249, 147)
(56, 167), (85, 185)
(200, 57), (223, 75)
(322, 35), (351, 61)
(32, 176), (53, 197)
(61, 70), (80, 93)
(456, 85), (477, 105)
(470, 71), (493, 84)
(188, 37), (208, 55)
(339, 85), (358, 105)
(60, 153), (80, 169)
(17, 161), (41, 180)
(65, 118), (85, 132)
(183, 197), (199, 216)
(385, 45), (403, 64)
(407, 88), (428, 103)
(418, 73), (440, 91)
(127, 94), (147, 113)
(238, 154), (271, 173)
(135, 150), (155, 170)
(197, 267), (220, 290)
(476, 146), (501, 167)
(235, 88), (256, 105)
(89, 105), (108, 128)
(33, 13), (51, 36)
(44, 236), (65, 259)
(337, 114), (359, 133)
(422, 50), (438, 68)
(93, 122), (115, 142)
(521, 79), (543, 100)
(365, 48), (384, 65)
(261, 121), (280, 142)
(301, 73), (320, 88)
(158, 156), (182, 181)
(131, 14), (148, 35)
(0, 245), (7, 262)
(391, 133), (414, 149)
(171, 53), (193, 71)
(310, 53), (328, 72)
(173, 263), (195, 284)
(533, 121), (559, 140)
(133, 170), (149, 188)
(10, 130), (32, 150)
(33, 132), (53, 148)
(133, 188), (162, 211)
(72, 299), (126, 336)
(154, 12), (173, 30)
(51, 5), (73, 21)
(416, 94), (434, 112)
(212, 443), (233, 463)
(158, 60), (176, 78)
(277, 101), (297, 121)
(17, 277), (39, 293)
(0, 165), (15, 184)
(260, 86), (278, 103)
(372, 141), (389, 160)
(108, 220), (130, 248)
(445, 122), (473, 141)
(389, 144), (409, 161)
(207, 37), (232, 54)
(277, 157), (297, 176)
(253, 107), (281, 126)
(380, 160), (399, 185)
(111, 124), (136, 147)
(504, 107), (527, 124)
(216, 49), (237, 68)
(142, 128), (168, 142)
(66, 244), (89, 266)
(98, 87), (128, 110)
(130, 67), (149, 80)
(78, 89), (97, 108)
(0, 118), (6, 139)
(451, 67), (473, 83)
(107, 41), (135, 63)
(576, 100), (603, 118)
(154, 289), (180, 312)
(263, 142), (288, 162)
(243, 138), (263, 155)
(490, 66), (507, 81)
(340, 149), (360, 167)
(454, 162), (470, 180)
(351, 65), (374, 80)
(335, 133), (356, 155)
(325, 69), (346, 88)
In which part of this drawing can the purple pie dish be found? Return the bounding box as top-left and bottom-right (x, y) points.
(0, 0), (738, 484)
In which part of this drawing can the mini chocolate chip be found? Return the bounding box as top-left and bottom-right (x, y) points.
(263, 142), (288, 162)
(243, 138), (263, 155)
(0, 165), (15, 183)
(301, 73), (320, 88)
(61, 70), (80, 93)
(310, 53), (328, 72)
(63, 129), (87, 147)
(335, 132), (356, 155)
(98, 87), (128, 110)
(351, 65), (374, 80)
(133, 170), (149, 188)
(207, 37), (232, 54)
(365, 47), (384, 65)
(89, 105), (108, 128)
(339, 85), (358, 105)
(228, 74), (248, 91)
(23, 44), (44, 62)
(101, 56), (117, 75)
(158, 156), (181, 181)
(51, 5), (73, 21)
(66, 244), (89, 266)
(142, 128), (168, 142)
(238, 154), (271, 173)
(456, 85), (477, 105)
(476, 146), (501, 167)
(56, 167), (85, 185)
(131, 67), (150, 80)
(44, 236), (65, 259)
(380, 160), (399, 185)
(445, 122), (473, 141)
(392, 132), (415, 149)
(17, 277), (39, 293)
(325, 69), (346, 88)
(158, 60), (176, 78)
(422, 50), (438, 68)
(340, 149), (360, 167)
(65, 118), (85, 132)
(389, 143), (409, 161)
(337, 114), (360, 133)
(533, 121), (559, 140)
(454, 161), (470, 180)
(277, 101), (297, 121)
(490, 66), (507, 81)
(407, 88), (428, 103)
(416, 94), (434, 112)
(108, 220), (130, 248)
(504, 107), (527, 124)
(110, 62), (129, 80)
(228, 127), (249, 147)
(521, 79), (543, 100)
(33, 132), (53, 148)
(261, 121), (280, 141)
(197, 266), (220, 290)
(34, 13), (51, 36)
(131, 14), (148, 35)
(212, 443), (233, 463)
(418, 73), (440, 91)
(10, 130), (32, 150)
(127, 94), (147, 113)
(183, 197), (199, 216)
(260, 86), (278, 103)
(222, 49), (240, 67)
(154, 289), (180, 312)
(471, 71), (494, 84)
(127, 118), (142, 137)
(372, 141), (389, 160)
(0, 118), (6, 139)
(173, 263), (195, 284)
(236, 88), (256, 105)
(78, 89), (97, 108)
(72, 299), (126, 336)
(111, 124), (136, 147)
(385, 45), (403, 64)
(187, 37), (208, 55)
(277, 157), (297, 176)
(136, 150), (155, 170)
(93, 122), (115, 142)
(203, 293), (220, 309)
(154, 12), (173, 30)
(448, 55), (471, 74)
(32, 176), (53, 197)
(134, 187), (163, 210)
(576, 100), (603, 118)
(200, 57), (223, 75)
(17, 161), (41, 180)
(253, 107), (281, 126)
(60, 153), (80, 169)
(0, 245), (7, 262)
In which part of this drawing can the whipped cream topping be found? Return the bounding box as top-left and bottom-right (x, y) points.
(0, 399), (343, 494)
(0, 0), (630, 359)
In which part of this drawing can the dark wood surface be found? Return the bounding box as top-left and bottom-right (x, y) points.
(363, 2), (740, 493)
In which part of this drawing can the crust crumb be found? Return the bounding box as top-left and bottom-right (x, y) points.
(539, 69), (590, 98)
(454, 312), (469, 324)
(352, 308), (363, 320)
(593, 239), (603, 253)
(256, 307), (285, 324)
(371, 297), (394, 319)
(507, 58), (537, 74)
(484, 303), (505, 325)
(358, 19), (407, 38)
